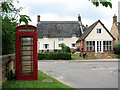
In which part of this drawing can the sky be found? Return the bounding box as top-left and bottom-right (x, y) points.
(14, 0), (120, 31)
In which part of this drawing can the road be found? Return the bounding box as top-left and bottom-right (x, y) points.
(38, 60), (119, 88)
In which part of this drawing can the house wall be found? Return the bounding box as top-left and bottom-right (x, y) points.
(38, 37), (79, 52)
(85, 22), (113, 41)
(76, 41), (83, 51)
(78, 22), (114, 55)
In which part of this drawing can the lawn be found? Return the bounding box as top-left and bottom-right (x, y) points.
(2, 70), (73, 88)
(116, 55), (120, 59)
(71, 53), (97, 60)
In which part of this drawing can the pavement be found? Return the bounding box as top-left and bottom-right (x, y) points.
(39, 58), (120, 62)
(38, 59), (120, 88)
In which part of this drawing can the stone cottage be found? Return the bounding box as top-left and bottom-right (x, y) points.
(110, 14), (120, 45)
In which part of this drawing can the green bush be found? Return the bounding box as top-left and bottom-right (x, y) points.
(65, 46), (71, 53)
(2, 16), (18, 55)
(76, 47), (80, 51)
(38, 52), (71, 60)
(113, 44), (120, 54)
(60, 43), (71, 53)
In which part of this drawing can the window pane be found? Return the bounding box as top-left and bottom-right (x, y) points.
(99, 29), (101, 33)
(22, 51), (33, 55)
(103, 41), (105, 45)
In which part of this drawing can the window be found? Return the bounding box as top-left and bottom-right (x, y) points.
(58, 38), (64, 41)
(103, 41), (112, 51)
(41, 50), (44, 53)
(43, 44), (49, 49)
(97, 29), (101, 33)
(54, 49), (58, 52)
(58, 44), (61, 47)
(72, 44), (76, 47)
(43, 36), (48, 38)
(72, 34), (76, 38)
(86, 41), (95, 51)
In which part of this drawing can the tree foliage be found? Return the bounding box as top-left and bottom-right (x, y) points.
(1, 0), (32, 55)
(83, 24), (88, 31)
(1, 0), (31, 25)
(60, 43), (71, 53)
(2, 15), (17, 55)
(113, 44), (120, 54)
(89, 0), (112, 8)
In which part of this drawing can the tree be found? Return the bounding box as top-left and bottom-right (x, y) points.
(89, 0), (112, 8)
(2, 15), (17, 55)
(1, 0), (32, 54)
(83, 24), (88, 31)
(1, 0), (31, 25)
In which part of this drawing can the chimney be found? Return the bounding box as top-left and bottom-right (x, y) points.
(37, 15), (40, 22)
(78, 14), (81, 21)
(113, 14), (117, 24)
(118, 22), (120, 33)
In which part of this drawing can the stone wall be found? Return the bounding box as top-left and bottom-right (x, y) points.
(94, 52), (117, 59)
(1, 54), (15, 87)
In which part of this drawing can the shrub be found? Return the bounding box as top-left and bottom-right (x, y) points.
(65, 46), (71, 53)
(76, 47), (80, 51)
(60, 43), (71, 53)
(61, 43), (66, 52)
(113, 44), (120, 54)
(38, 52), (71, 60)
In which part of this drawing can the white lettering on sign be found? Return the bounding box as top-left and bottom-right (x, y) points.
(19, 29), (34, 32)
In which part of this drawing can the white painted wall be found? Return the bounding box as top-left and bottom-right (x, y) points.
(85, 22), (113, 41)
(38, 37), (79, 50)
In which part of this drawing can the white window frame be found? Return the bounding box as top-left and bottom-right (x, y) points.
(72, 43), (76, 47)
(43, 44), (49, 49)
(103, 41), (112, 51)
(58, 44), (61, 47)
(43, 36), (48, 39)
(58, 38), (64, 41)
(72, 34), (76, 38)
(86, 41), (95, 51)
(97, 28), (101, 34)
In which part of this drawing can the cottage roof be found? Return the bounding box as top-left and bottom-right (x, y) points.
(37, 21), (80, 38)
(77, 20), (115, 42)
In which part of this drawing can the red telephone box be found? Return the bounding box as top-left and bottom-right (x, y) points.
(15, 25), (38, 80)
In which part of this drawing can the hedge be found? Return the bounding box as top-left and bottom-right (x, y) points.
(38, 52), (71, 60)
(113, 44), (120, 54)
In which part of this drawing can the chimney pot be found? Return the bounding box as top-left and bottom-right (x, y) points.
(37, 15), (40, 22)
(78, 14), (81, 21)
(113, 14), (117, 24)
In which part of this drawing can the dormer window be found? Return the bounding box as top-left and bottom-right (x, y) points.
(97, 29), (101, 33)
(72, 34), (76, 38)
(43, 36), (48, 39)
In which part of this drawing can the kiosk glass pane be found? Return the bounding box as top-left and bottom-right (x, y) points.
(19, 36), (34, 76)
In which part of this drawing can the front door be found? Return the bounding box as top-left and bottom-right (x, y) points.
(97, 41), (102, 52)
(19, 36), (36, 80)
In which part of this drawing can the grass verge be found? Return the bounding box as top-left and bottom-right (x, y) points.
(2, 70), (73, 88)
(116, 55), (120, 59)
(71, 53), (97, 60)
